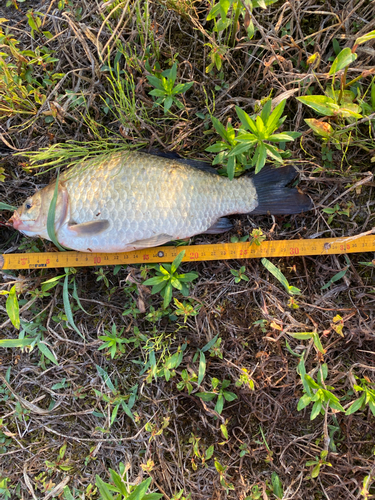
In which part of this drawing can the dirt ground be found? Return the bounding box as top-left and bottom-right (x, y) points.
(0, 0), (375, 499)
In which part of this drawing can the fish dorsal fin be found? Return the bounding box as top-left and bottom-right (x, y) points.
(141, 149), (219, 175)
(129, 233), (173, 249)
(67, 220), (110, 236)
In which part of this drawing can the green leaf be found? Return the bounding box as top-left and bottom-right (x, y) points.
(287, 332), (315, 340)
(310, 400), (323, 420)
(311, 464), (321, 478)
(143, 276), (166, 286)
(63, 273), (84, 338)
(205, 444), (215, 460)
(305, 119), (334, 138)
(227, 155), (236, 180)
(95, 476), (115, 500)
(223, 391), (237, 402)
(147, 74), (164, 90)
(47, 173), (66, 251)
(205, 141), (228, 152)
(149, 89), (166, 97)
(271, 472), (284, 499)
(260, 99), (272, 125)
(268, 132), (301, 142)
(201, 333), (219, 353)
(164, 96), (174, 113)
(198, 351), (206, 386)
(265, 99), (286, 134)
(0, 202), (16, 211)
(261, 258), (299, 294)
(235, 106), (258, 134)
(329, 47), (357, 75)
(212, 116), (229, 141)
(227, 142), (254, 157)
(264, 143), (283, 162)
(255, 142), (267, 174)
(355, 29), (375, 46)
(62, 486), (75, 500)
(297, 394), (312, 411)
(163, 283), (173, 308)
(196, 392), (216, 401)
(38, 341), (58, 365)
(0, 338), (33, 348)
(297, 95), (337, 116)
(312, 332), (325, 354)
(6, 285), (20, 329)
(321, 267), (349, 290)
(215, 394), (224, 414)
(171, 250), (185, 273)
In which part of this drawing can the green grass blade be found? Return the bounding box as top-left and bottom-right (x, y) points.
(63, 273), (84, 339)
(46, 172), (65, 251)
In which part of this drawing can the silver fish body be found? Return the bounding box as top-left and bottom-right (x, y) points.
(10, 151), (311, 252)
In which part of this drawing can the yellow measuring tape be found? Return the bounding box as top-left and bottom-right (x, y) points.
(0, 235), (374, 270)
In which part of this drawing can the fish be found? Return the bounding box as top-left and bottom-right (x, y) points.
(9, 150), (312, 253)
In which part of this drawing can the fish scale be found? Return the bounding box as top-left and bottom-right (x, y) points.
(9, 150), (312, 253)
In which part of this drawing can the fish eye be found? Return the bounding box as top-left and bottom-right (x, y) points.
(25, 201), (32, 210)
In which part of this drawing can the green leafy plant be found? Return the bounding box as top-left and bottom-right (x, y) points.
(0, 478), (11, 500)
(94, 465), (162, 500)
(0, 285), (20, 329)
(271, 472), (284, 499)
(345, 377), (375, 417)
(322, 202), (353, 225)
(147, 62), (193, 114)
(189, 433), (214, 470)
(143, 250), (198, 308)
(235, 367), (255, 390)
(214, 458), (235, 493)
(0, 320), (58, 365)
(286, 331), (325, 355)
(173, 298), (201, 323)
(177, 369), (197, 395)
(297, 357), (345, 420)
(297, 30), (375, 149)
(206, 99), (301, 179)
(230, 265), (249, 283)
(98, 323), (133, 359)
(196, 377), (237, 414)
(206, 0), (278, 47)
(250, 227), (266, 246)
(261, 258), (301, 295)
(94, 365), (137, 426)
(192, 333), (221, 388)
(321, 255), (350, 290)
(45, 444), (73, 472)
(306, 450), (332, 479)
(0, 20), (61, 125)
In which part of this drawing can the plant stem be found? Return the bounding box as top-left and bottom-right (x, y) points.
(230, 1), (242, 47)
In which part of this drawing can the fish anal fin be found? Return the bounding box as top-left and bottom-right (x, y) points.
(130, 233), (173, 249)
(202, 217), (233, 234)
(67, 220), (110, 236)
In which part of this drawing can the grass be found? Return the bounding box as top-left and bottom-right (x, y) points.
(1, 1), (375, 499)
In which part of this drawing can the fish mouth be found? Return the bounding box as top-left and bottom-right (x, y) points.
(7, 211), (35, 229)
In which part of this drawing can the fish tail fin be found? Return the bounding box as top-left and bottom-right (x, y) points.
(251, 165), (313, 215)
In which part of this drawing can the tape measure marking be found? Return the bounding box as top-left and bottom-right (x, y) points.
(1, 235), (374, 270)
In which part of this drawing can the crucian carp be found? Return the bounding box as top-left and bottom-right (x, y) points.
(9, 150), (312, 253)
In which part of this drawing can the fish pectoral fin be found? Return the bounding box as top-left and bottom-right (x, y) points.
(129, 234), (173, 249)
(67, 220), (110, 236)
(202, 217), (233, 234)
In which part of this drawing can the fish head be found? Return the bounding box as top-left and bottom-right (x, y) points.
(10, 191), (45, 236)
(9, 183), (68, 239)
